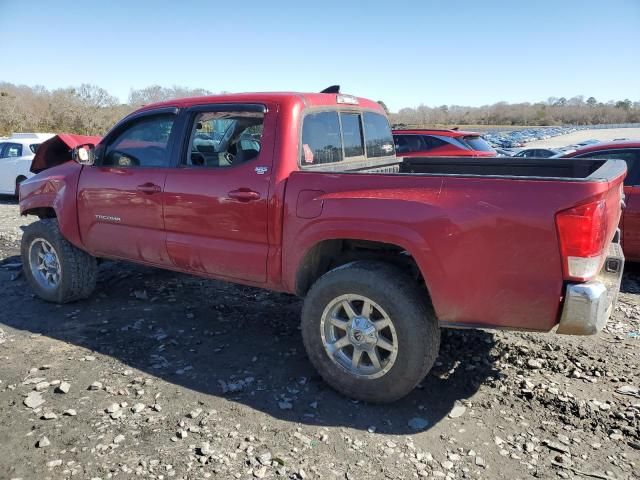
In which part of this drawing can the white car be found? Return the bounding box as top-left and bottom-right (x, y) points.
(0, 133), (54, 196)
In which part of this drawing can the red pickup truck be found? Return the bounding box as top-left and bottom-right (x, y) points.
(19, 90), (625, 402)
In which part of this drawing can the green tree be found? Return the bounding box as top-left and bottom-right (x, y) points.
(615, 99), (632, 111)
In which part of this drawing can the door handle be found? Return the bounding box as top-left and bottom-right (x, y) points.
(228, 189), (260, 202)
(136, 183), (161, 194)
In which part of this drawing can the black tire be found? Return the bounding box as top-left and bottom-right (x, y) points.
(21, 218), (97, 303)
(301, 261), (440, 403)
(15, 176), (26, 197)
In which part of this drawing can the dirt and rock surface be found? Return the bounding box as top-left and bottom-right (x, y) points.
(0, 198), (638, 480)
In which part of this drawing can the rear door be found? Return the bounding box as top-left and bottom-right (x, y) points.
(162, 104), (274, 283)
(575, 149), (640, 259)
(77, 109), (178, 265)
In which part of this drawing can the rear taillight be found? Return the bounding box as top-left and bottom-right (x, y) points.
(555, 199), (607, 281)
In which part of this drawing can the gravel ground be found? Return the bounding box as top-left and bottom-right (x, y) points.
(0, 197), (638, 480)
(524, 128), (640, 149)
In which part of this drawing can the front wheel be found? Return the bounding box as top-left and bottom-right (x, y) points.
(15, 176), (27, 197)
(301, 261), (440, 403)
(21, 219), (97, 303)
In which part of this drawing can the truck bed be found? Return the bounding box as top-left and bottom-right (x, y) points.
(283, 157), (626, 332)
(399, 156), (623, 181)
(310, 155), (625, 182)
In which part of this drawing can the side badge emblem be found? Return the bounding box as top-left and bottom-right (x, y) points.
(255, 166), (268, 175)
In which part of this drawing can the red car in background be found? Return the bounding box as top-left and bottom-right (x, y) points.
(393, 129), (496, 157)
(563, 141), (640, 261)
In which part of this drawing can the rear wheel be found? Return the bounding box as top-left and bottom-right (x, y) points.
(301, 261), (440, 403)
(21, 219), (97, 303)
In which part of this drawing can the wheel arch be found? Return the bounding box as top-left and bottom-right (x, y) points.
(293, 237), (433, 300)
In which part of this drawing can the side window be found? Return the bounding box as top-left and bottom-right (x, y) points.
(185, 110), (264, 168)
(0, 143), (6, 158)
(363, 112), (394, 157)
(423, 136), (449, 150)
(340, 113), (364, 158)
(394, 135), (410, 154)
(103, 115), (175, 167)
(301, 111), (343, 165)
(401, 135), (425, 153)
(30, 144), (41, 154)
(577, 150), (640, 186)
(3, 143), (23, 158)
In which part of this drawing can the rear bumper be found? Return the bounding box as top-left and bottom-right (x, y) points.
(557, 240), (624, 335)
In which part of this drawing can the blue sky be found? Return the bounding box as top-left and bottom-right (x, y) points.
(2, 0), (639, 112)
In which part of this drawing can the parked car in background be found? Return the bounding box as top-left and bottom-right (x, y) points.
(563, 140), (640, 261)
(393, 129), (496, 157)
(0, 133), (54, 196)
(495, 148), (515, 157)
(514, 148), (564, 158)
(572, 139), (600, 148)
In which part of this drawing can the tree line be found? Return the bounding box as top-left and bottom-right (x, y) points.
(383, 96), (640, 127)
(1, 82), (638, 137)
(0, 83), (213, 137)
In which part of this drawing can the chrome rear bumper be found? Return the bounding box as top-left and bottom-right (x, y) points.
(557, 241), (624, 335)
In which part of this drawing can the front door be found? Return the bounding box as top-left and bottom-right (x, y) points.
(77, 111), (178, 265)
(162, 104), (273, 283)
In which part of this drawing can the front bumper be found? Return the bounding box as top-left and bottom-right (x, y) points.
(557, 241), (624, 335)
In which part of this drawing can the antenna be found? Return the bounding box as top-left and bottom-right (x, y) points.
(320, 85), (340, 94)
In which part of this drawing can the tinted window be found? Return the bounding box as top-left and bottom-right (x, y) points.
(301, 112), (343, 165)
(340, 113), (364, 158)
(516, 149), (535, 157)
(1, 143), (22, 158)
(535, 150), (555, 158)
(104, 115), (175, 167)
(30, 144), (40, 154)
(576, 149), (640, 186)
(394, 135), (423, 153)
(363, 112), (394, 157)
(394, 135), (410, 154)
(185, 110), (264, 167)
(461, 135), (494, 152)
(422, 135), (449, 150)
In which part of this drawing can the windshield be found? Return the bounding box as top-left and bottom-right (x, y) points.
(462, 136), (495, 152)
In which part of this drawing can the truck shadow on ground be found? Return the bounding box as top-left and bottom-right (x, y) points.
(0, 258), (499, 435)
(620, 262), (640, 293)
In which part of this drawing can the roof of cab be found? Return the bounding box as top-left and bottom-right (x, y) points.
(135, 92), (384, 114)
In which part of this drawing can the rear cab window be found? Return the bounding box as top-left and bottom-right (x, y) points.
(300, 109), (395, 169)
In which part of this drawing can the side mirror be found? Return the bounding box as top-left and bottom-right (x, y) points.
(73, 145), (95, 166)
